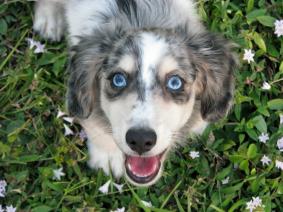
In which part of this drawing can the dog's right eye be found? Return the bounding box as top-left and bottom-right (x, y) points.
(111, 73), (127, 89)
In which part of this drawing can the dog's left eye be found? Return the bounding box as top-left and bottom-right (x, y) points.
(166, 75), (183, 91)
(111, 73), (127, 89)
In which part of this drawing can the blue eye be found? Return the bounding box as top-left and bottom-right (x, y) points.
(112, 73), (127, 88)
(166, 75), (183, 91)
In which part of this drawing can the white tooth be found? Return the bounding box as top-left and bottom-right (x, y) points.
(128, 163), (132, 171)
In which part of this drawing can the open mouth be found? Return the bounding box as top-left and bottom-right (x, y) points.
(125, 151), (165, 184)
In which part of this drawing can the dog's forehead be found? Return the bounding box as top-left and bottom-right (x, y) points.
(139, 32), (168, 88)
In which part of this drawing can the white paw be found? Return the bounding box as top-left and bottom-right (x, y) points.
(87, 141), (124, 178)
(87, 144), (111, 175)
(109, 150), (125, 178)
(33, 1), (65, 41)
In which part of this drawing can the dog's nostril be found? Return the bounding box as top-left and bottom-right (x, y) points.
(129, 141), (136, 145)
(145, 141), (153, 146)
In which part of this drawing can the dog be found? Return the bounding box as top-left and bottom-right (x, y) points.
(33, 0), (237, 186)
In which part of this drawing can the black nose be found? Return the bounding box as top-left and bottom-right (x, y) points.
(126, 128), (157, 154)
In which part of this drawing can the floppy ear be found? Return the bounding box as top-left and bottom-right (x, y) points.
(187, 32), (238, 122)
(66, 26), (126, 118)
(67, 45), (103, 119)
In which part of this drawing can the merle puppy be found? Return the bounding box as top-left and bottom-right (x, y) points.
(34, 0), (237, 186)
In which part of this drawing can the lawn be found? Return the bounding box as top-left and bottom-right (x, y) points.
(0, 0), (283, 211)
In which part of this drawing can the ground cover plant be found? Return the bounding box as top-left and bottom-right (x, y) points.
(0, 0), (283, 211)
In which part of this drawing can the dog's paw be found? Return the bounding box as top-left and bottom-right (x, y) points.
(87, 141), (124, 178)
(33, 1), (65, 41)
(109, 150), (124, 178)
(88, 146), (111, 175)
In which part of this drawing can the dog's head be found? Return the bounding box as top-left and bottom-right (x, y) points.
(67, 28), (237, 186)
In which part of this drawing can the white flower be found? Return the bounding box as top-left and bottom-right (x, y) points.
(111, 207), (125, 212)
(113, 183), (124, 193)
(258, 132), (269, 143)
(141, 200), (152, 208)
(63, 117), (75, 124)
(64, 124), (74, 136)
(252, 197), (263, 208)
(189, 151), (200, 159)
(246, 200), (256, 212)
(277, 137), (283, 151)
(57, 110), (66, 118)
(6, 205), (17, 212)
(26, 38), (37, 49)
(221, 177), (230, 185)
(34, 42), (45, 53)
(274, 20), (283, 37)
(243, 49), (255, 64)
(0, 180), (7, 198)
(275, 160), (283, 171)
(261, 81), (271, 90)
(0, 205), (4, 212)
(246, 197), (263, 212)
(280, 114), (283, 125)
(261, 155), (271, 166)
(26, 38), (45, 53)
(53, 167), (65, 180)
(99, 180), (111, 194)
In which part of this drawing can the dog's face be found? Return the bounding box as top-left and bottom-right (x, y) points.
(100, 33), (197, 185)
(67, 29), (236, 186)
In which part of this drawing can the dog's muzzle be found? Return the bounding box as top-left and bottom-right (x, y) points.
(125, 128), (164, 184)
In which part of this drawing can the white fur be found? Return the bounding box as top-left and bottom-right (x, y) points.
(65, 0), (117, 45)
(172, 0), (204, 34)
(129, 33), (168, 127)
(34, 0), (203, 42)
(141, 33), (167, 92)
(81, 115), (124, 178)
(33, 0), (65, 41)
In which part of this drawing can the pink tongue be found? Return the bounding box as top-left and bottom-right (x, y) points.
(127, 155), (159, 176)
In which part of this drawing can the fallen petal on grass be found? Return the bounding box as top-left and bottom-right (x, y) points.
(141, 200), (152, 208)
(57, 110), (66, 118)
(99, 180), (111, 194)
(63, 117), (75, 124)
(113, 183), (124, 193)
(64, 124), (74, 136)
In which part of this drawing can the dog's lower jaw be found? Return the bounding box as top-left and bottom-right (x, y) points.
(125, 165), (163, 187)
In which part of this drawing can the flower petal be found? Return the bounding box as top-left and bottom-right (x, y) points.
(57, 110), (66, 118)
(141, 200), (152, 208)
(99, 180), (111, 194)
(113, 183), (124, 193)
(64, 124), (74, 136)
(63, 117), (75, 124)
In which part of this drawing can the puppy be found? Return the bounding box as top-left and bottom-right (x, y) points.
(34, 0), (237, 186)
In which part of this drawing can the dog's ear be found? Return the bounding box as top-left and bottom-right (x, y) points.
(187, 32), (238, 122)
(66, 27), (126, 118)
(67, 45), (103, 119)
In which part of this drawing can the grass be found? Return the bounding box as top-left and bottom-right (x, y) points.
(0, 0), (283, 211)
